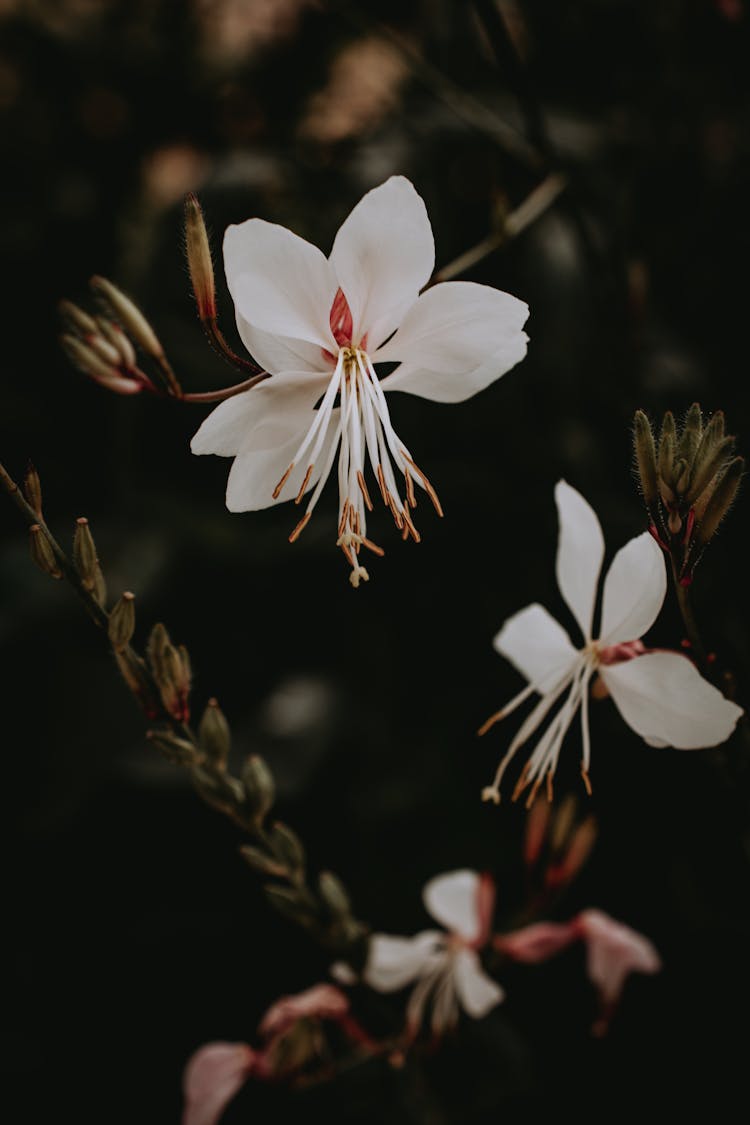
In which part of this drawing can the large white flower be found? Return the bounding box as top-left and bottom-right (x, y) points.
(191, 176), (529, 586)
(363, 869), (503, 1038)
(480, 480), (743, 804)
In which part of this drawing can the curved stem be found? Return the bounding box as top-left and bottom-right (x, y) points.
(670, 557), (709, 674)
(181, 371), (270, 403)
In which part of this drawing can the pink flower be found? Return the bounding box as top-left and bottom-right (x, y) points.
(181, 984), (360, 1125)
(494, 908), (662, 1035)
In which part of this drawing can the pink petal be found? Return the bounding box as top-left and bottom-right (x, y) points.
(258, 983), (350, 1039)
(182, 1042), (256, 1125)
(575, 909), (661, 1033)
(494, 921), (578, 963)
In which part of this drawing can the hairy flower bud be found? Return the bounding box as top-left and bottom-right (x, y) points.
(318, 870), (351, 921)
(73, 517), (107, 604)
(633, 410), (658, 509)
(147, 728), (201, 766)
(694, 457), (744, 546)
(269, 822), (306, 877)
(185, 193), (217, 320)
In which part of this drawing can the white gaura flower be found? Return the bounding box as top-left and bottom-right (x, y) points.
(363, 869), (503, 1038)
(480, 480), (743, 805)
(191, 176), (529, 586)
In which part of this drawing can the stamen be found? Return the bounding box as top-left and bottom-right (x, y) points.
(477, 683), (536, 736)
(404, 471), (417, 509)
(581, 766), (593, 796)
(288, 512), (312, 542)
(402, 453), (444, 517)
(273, 463), (294, 499)
(546, 773), (554, 803)
(401, 507), (421, 543)
(294, 465), (313, 504)
(338, 499), (351, 537)
(361, 536), (385, 557)
(357, 470), (373, 511)
(376, 463), (388, 503)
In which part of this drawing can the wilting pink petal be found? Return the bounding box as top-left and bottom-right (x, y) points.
(182, 1042), (256, 1125)
(494, 920), (578, 963)
(258, 983), (350, 1039)
(574, 908), (661, 1029)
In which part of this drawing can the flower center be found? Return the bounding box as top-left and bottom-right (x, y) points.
(271, 347), (443, 586)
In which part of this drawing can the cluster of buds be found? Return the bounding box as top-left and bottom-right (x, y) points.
(59, 277), (181, 397)
(633, 404), (743, 583)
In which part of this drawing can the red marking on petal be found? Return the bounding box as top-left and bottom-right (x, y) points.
(329, 287), (353, 347)
(598, 639), (647, 665)
(472, 872), (496, 949)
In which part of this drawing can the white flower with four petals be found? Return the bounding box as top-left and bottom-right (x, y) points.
(191, 176), (529, 585)
(480, 480), (743, 805)
(363, 869), (503, 1037)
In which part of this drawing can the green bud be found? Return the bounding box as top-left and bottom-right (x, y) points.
(677, 402), (703, 466)
(687, 434), (735, 505)
(58, 298), (98, 337)
(108, 591), (136, 652)
(269, 822), (305, 876)
(241, 754), (275, 823)
(29, 524), (62, 579)
(114, 649), (159, 717)
(146, 622), (171, 679)
(198, 698), (231, 768)
(633, 410), (658, 508)
(694, 457), (744, 546)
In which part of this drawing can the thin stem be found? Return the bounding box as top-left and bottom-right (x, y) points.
(670, 556), (709, 673)
(181, 371), (270, 403)
(433, 172), (567, 283)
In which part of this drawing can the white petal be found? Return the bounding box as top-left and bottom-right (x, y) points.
(225, 410), (338, 512)
(423, 869), (482, 942)
(493, 603), (580, 694)
(224, 218), (337, 349)
(236, 315), (330, 377)
(191, 374), (327, 457)
(329, 176), (435, 349)
(599, 532), (666, 645)
(601, 651), (743, 749)
(554, 480), (605, 641)
(452, 949), (504, 1018)
(364, 931), (445, 992)
(375, 281), (529, 403)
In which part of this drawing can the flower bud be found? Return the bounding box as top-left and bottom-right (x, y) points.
(23, 464), (43, 519)
(198, 697), (231, 769)
(147, 727), (201, 766)
(318, 870), (351, 921)
(95, 316), (137, 369)
(263, 884), (315, 929)
(632, 410), (658, 509)
(89, 275), (164, 359)
(108, 591), (136, 652)
(29, 524), (62, 579)
(241, 754), (275, 823)
(58, 299), (98, 337)
(239, 844), (289, 879)
(61, 333), (120, 385)
(269, 822), (306, 877)
(694, 457), (744, 546)
(114, 649), (160, 718)
(73, 518), (99, 587)
(185, 193), (217, 320)
(677, 401), (703, 465)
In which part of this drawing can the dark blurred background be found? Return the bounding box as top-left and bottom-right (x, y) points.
(3, 1), (750, 1121)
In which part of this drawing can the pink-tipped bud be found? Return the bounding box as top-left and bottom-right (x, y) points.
(184, 193), (217, 320)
